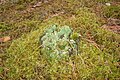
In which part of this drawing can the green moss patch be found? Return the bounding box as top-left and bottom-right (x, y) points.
(4, 7), (120, 80)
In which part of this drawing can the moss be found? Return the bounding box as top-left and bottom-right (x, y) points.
(15, 5), (26, 10)
(5, 29), (43, 79)
(4, 7), (120, 79)
(0, 22), (11, 33)
(1, 0), (120, 79)
(103, 5), (120, 19)
(4, 16), (63, 79)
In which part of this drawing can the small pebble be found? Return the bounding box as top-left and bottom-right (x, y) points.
(105, 3), (111, 6)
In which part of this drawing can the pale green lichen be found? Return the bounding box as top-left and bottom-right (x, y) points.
(40, 25), (80, 59)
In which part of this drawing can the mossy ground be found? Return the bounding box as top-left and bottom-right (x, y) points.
(0, 0), (120, 80)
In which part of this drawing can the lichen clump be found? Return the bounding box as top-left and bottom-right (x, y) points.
(40, 25), (80, 59)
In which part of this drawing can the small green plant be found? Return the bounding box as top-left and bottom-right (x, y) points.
(40, 25), (80, 61)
